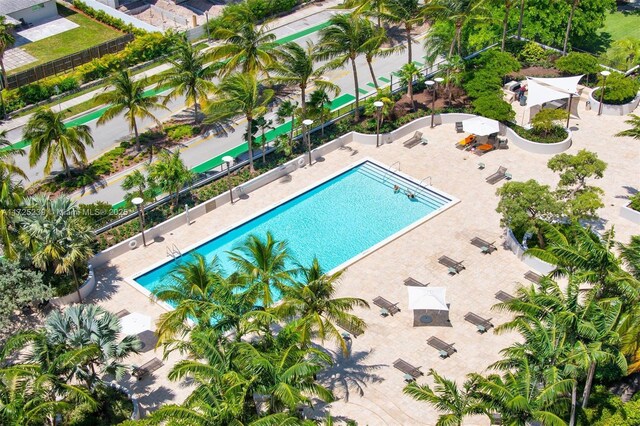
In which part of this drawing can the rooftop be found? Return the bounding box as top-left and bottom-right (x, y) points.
(2, 0), (50, 15)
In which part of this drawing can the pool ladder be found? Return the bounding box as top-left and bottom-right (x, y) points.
(167, 244), (181, 259)
(382, 161), (401, 183)
(419, 176), (432, 186)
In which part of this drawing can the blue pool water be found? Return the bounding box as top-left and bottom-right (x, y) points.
(135, 161), (453, 293)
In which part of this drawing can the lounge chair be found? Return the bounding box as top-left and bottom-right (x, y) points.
(132, 357), (164, 380)
(470, 237), (497, 254)
(486, 166), (507, 185)
(455, 122), (464, 133)
(373, 296), (401, 316)
(427, 336), (456, 358)
(403, 131), (427, 148)
(438, 255), (465, 274)
(336, 318), (364, 338)
(393, 358), (424, 380)
(115, 309), (130, 319)
(464, 312), (494, 333)
(404, 277), (429, 287)
(456, 134), (476, 149)
(495, 290), (515, 302)
(524, 270), (543, 284)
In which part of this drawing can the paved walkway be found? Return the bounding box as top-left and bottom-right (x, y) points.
(90, 99), (638, 422)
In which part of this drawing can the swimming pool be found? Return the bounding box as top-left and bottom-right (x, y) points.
(134, 159), (457, 294)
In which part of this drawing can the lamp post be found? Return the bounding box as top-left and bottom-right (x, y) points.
(302, 119), (314, 166)
(426, 80), (436, 128)
(597, 70), (610, 116)
(373, 101), (384, 148)
(566, 93), (574, 128)
(131, 197), (146, 247)
(434, 77), (444, 101)
(0, 77), (6, 121)
(223, 155), (234, 204)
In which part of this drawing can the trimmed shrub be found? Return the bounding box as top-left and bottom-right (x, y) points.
(472, 95), (516, 122)
(593, 73), (640, 105)
(72, 0), (145, 35)
(555, 52), (599, 76)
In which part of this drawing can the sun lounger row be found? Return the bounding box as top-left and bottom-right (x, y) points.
(373, 296), (401, 316)
(427, 336), (456, 358)
(470, 237), (497, 254)
(438, 255), (465, 275)
(336, 318), (364, 338)
(525, 270), (543, 283)
(486, 166), (508, 184)
(393, 358), (424, 380)
(464, 312), (494, 333)
(403, 131), (428, 148)
(404, 277), (429, 287)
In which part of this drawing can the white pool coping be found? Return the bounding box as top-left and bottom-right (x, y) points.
(125, 157), (459, 306)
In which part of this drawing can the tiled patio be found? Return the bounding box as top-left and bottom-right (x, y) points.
(89, 90), (639, 423)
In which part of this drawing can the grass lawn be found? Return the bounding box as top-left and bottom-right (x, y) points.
(600, 11), (640, 42)
(9, 3), (122, 74)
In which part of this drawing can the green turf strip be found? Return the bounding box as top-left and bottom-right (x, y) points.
(275, 21), (331, 45)
(379, 76), (390, 83)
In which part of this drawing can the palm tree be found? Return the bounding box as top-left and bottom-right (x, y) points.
(24, 108), (94, 178)
(147, 150), (193, 210)
(254, 116), (273, 164)
(318, 14), (370, 121)
(441, 0), (488, 57)
(398, 62), (422, 110)
(205, 72), (274, 174)
(227, 232), (293, 308)
(276, 257), (369, 355)
(501, 0), (517, 51)
(121, 169), (157, 222)
(345, 0), (390, 28)
(308, 90), (331, 137)
(562, 0), (580, 55)
(608, 38), (640, 70)
(0, 131), (26, 260)
(517, 0), (526, 38)
(272, 42), (340, 115)
(59, 220), (95, 303)
(404, 370), (486, 426)
(441, 55), (464, 104)
(276, 99), (298, 148)
(0, 16), (15, 89)
(361, 25), (395, 90)
(95, 70), (168, 157)
(382, 0), (435, 65)
(620, 236), (640, 281)
(210, 23), (278, 76)
(158, 40), (216, 123)
(616, 114), (640, 141)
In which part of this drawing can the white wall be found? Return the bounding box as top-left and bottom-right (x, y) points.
(588, 89), (640, 116)
(8, 0), (57, 24)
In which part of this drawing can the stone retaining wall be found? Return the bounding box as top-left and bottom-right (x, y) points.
(588, 89), (640, 116)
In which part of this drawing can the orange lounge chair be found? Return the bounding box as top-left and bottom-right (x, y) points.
(476, 143), (494, 152)
(457, 134), (476, 147)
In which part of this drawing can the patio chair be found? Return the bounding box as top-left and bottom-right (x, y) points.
(464, 312), (494, 333)
(470, 237), (497, 254)
(486, 166), (507, 184)
(393, 358), (424, 380)
(404, 277), (429, 287)
(427, 336), (456, 358)
(438, 255), (465, 274)
(115, 309), (130, 319)
(475, 143), (495, 155)
(373, 297), (401, 316)
(456, 134), (476, 149)
(336, 318), (363, 338)
(455, 122), (464, 133)
(403, 131), (426, 148)
(132, 357), (164, 380)
(524, 270), (543, 284)
(495, 290), (515, 302)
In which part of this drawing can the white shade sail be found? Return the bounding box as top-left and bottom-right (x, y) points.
(120, 312), (152, 335)
(462, 116), (500, 136)
(407, 286), (448, 311)
(525, 75), (583, 108)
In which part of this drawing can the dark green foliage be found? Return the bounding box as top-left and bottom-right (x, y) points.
(65, 384), (133, 426)
(555, 52), (600, 76)
(16, 77), (79, 105)
(583, 385), (640, 425)
(507, 122), (568, 143)
(471, 95), (515, 122)
(72, 0), (145, 35)
(629, 193), (640, 212)
(166, 124), (197, 141)
(208, 0), (300, 32)
(0, 259), (53, 328)
(78, 201), (121, 229)
(593, 73), (640, 105)
(518, 41), (551, 67)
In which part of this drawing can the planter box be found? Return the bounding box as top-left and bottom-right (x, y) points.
(588, 89), (640, 116)
(502, 124), (572, 155)
(620, 204), (640, 225)
(49, 265), (96, 306)
(504, 229), (555, 274)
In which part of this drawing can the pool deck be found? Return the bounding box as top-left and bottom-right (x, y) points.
(89, 94), (639, 423)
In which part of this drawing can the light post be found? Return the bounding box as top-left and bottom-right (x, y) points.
(223, 155), (234, 204)
(373, 101), (384, 148)
(132, 197), (146, 247)
(204, 12), (210, 41)
(426, 80), (436, 128)
(0, 77), (6, 121)
(597, 70), (610, 116)
(302, 119), (314, 166)
(434, 77), (444, 101)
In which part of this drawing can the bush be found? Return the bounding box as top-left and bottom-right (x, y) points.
(72, 0), (145, 35)
(555, 52), (600, 76)
(15, 76), (80, 106)
(593, 73), (640, 105)
(65, 384), (133, 426)
(472, 95), (515, 122)
(208, 0), (302, 32)
(519, 42), (550, 67)
(629, 193), (640, 211)
(531, 108), (568, 136)
(167, 124), (195, 141)
(507, 122), (568, 143)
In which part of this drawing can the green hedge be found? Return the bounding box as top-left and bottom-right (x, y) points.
(593, 73), (640, 105)
(72, 0), (146, 36)
(506, 122), (568, 143)
(208, 0), (302, 32)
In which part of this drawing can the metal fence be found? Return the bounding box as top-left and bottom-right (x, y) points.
(7, 34), (134, 89)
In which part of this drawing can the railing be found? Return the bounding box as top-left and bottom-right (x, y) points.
(419, 176), (432, 186)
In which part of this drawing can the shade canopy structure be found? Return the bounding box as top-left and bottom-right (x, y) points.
(462, 116), (500, 136)
(526, 76), (582, 108)
(120, 312), (152, 335)
(407, 286), (448, 311)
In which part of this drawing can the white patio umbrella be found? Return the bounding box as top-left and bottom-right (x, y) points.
(120, 312), (152, 335)
(407, 287), (448, 311)
(462, 116), (500, 136)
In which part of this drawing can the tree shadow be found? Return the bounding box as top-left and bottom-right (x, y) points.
(574, 32), (612, 55)
(615, 185), (638, 200)
(85, 264), (123, 304)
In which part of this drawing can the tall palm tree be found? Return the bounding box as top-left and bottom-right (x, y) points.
(276, 99), (298, 148)
(205, 72), (274, 173)
(345, 0), (390, 28)
(95, 70), (168, 156)
(158, 40), (216, 123)
(398, 62), (421, 110)
(318, 14), (370, 122)
(382, 0), (434, 65)
(308, 90), (331, 137)
(0, 16), (15, 89)
(254, 115), (273, 164)
(276, 258), (369, 355)
(121, 169), (157, 222)
(440, 0), (488, 58)
(24, 109), (94, 178)
(147, 150), (193, 210)
(361, 24), (397, 90)
(616, 114), (640, 141)
(227, 232), (293, 308)
(210, 23), (278, 76)
(272, 42), (340, 115)
(0, 131), (26, 260)
(404, 370), (486, 426)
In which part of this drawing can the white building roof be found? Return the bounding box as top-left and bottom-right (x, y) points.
(2, 0), (50, 15)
